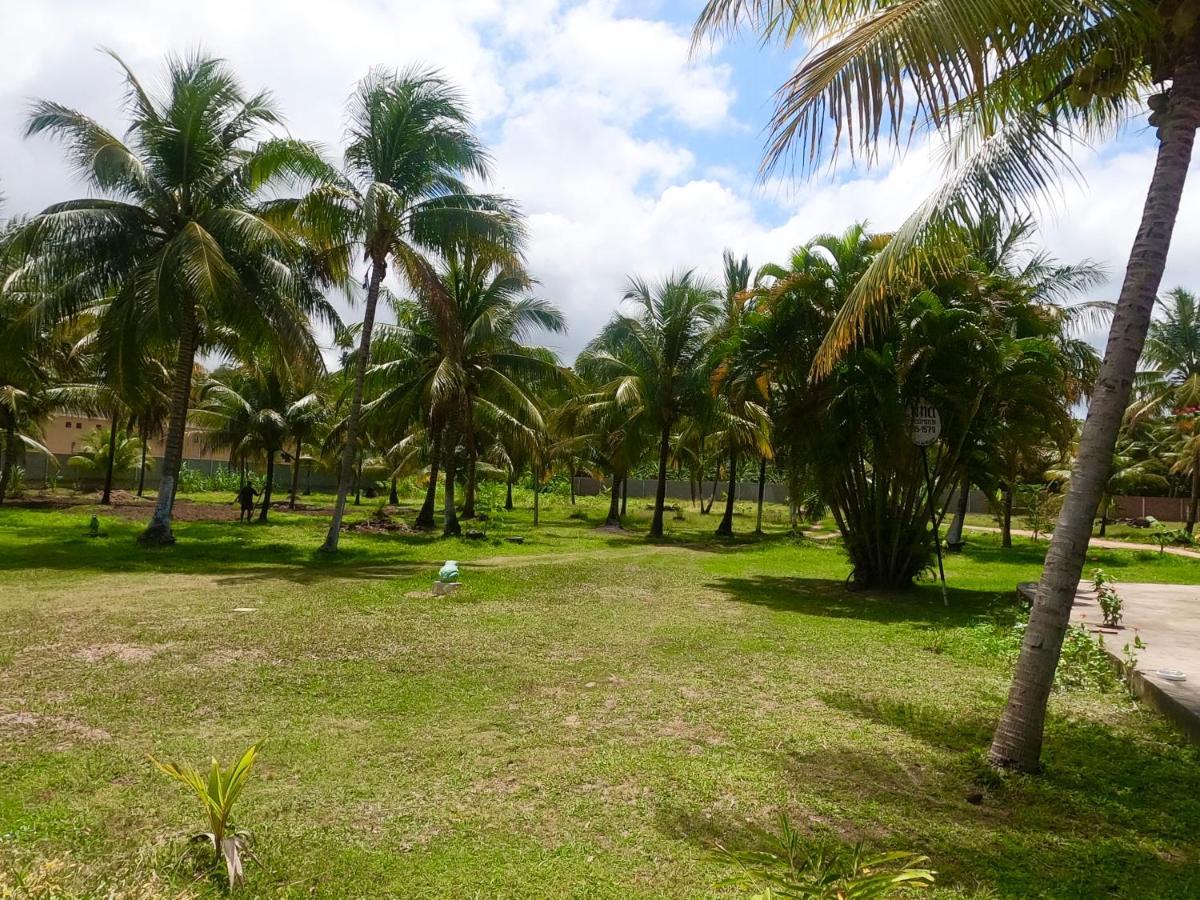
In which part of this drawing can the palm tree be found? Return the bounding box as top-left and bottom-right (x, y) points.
(694, 0), (1197, 772)
(0, 210), (73, 502)
(192, 355), (321, 522)
(20, 50), (334, 544)
(366, 249), (564, 536)
(68, 425), (143, 489)
(711, 250), (773, 537)
(301, 67), (524, 552)
(583, 273), (720, 537)
(738, 225), (884, 539)
(283, 390), (328, 510)
(1136, 287), (1200, 530)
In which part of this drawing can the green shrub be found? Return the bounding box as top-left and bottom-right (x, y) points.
(967, 597), (1116, 693)
(177, 463), (246, 493)
(716, 814), (935, 898)
(1097, 583), (1123, 627)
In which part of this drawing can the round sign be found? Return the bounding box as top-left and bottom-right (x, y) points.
(909, 400), (941, 447)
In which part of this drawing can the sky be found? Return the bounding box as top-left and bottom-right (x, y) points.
(3, 0), (1200, 363)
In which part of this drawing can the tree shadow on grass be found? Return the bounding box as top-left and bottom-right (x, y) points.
(706, 574), (998, 627)
(0, 525), (439, 584)
(658, 691), (1200, 898)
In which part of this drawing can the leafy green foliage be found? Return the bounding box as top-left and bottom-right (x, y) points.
(1097, 582), (1124, 627)
(968, 596), (1118, 693)
(150, 739), (265, 890)
(176, 463), (246, 494)
(716, 815), (935, 898)
(66, 427), (143, 481)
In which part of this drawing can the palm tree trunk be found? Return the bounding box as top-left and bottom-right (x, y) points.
(755, 456), (767, 534)
(416, 429), (442, 528)
(1001, 485), (1013, 548)
(289, 438), (302, 509)
(259, 450), (275, 522)
(946, 474), (970, 551)
(570, 470), (576, 505)
(100, 410), (119, 505)
(716, 444), (737, 536)
(605, 473), (622, 527)
(621, 476), (628, 516)
(305, 461), (312, 495)
(990, 54), (1200, 773)
(136, 428), (149, 498)
(389, 476), (399, 506)
(353, 451), (364, 506)
(1099, 503), (1108, 536)
(443, 434), (461, 536)
(0, 421), (14, 505)
(462, 436), (478, 519)
(505, 477), (514, 511)
(702, 459), (720, 514)
(140, 300), (198, 546)
(533, 457), (541, 527)
(650, 423), (671, 537)
(321, 258), (385, 552)
(1186, 452), (1199, 534)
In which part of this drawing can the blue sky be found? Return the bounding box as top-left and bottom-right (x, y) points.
(2, 0), (1197, 361)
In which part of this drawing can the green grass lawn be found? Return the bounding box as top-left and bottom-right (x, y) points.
(1, 492), (1198, 898)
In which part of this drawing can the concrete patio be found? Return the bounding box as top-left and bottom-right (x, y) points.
(1069, 581), (1200, 741)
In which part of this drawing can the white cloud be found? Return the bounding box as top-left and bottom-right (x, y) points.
(2, 0), (1197, 366)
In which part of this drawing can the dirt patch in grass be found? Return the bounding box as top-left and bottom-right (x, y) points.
(0, 711), (111, 743)
(346, 519), (415, 535)
(73, 642), (169, 663)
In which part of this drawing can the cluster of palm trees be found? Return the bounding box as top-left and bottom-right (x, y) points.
(4, 3), (1199, 774)
(693, 0), (1200, 774)
(0, 53), (526, 545)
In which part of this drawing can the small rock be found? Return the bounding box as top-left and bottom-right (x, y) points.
(965, 792), (984, 805)
(465, 530), (487, 540)
(505, 535), (525, 544)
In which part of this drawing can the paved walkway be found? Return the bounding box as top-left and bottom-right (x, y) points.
(964, 524), (1200, 559)
(1068, 582), (1200, 742)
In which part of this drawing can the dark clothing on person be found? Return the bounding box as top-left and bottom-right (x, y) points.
(237, 485), (259, 522)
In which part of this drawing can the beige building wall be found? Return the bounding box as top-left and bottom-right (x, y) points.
(44, 413), (226, 462)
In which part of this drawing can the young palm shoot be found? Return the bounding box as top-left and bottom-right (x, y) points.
(151, 739), (265, 890)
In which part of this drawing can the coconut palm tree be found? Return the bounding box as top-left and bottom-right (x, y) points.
(694, 0), (1195, 771)
(365, 248), (564, 536)
(20, 50), (335, 544)
(193, 355), (322, 522)
(583, 273), (720, 537)
(0, 209), (75, 502)
(1135, 287), (1200, 530)
(297, 67), (524, 552)
(67, 425), (143, 489)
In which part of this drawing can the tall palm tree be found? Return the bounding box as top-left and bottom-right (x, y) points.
(694, 0), (1198, 772)
(583, 273), (720, 537)
(1136, 287), (1200, 530)
(20, 50), (334, 544)
(366, 249), (564, 536)
(0, 209), (75, 502)
(301, 67), (524, 552)
(711, 251), (746, 535)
